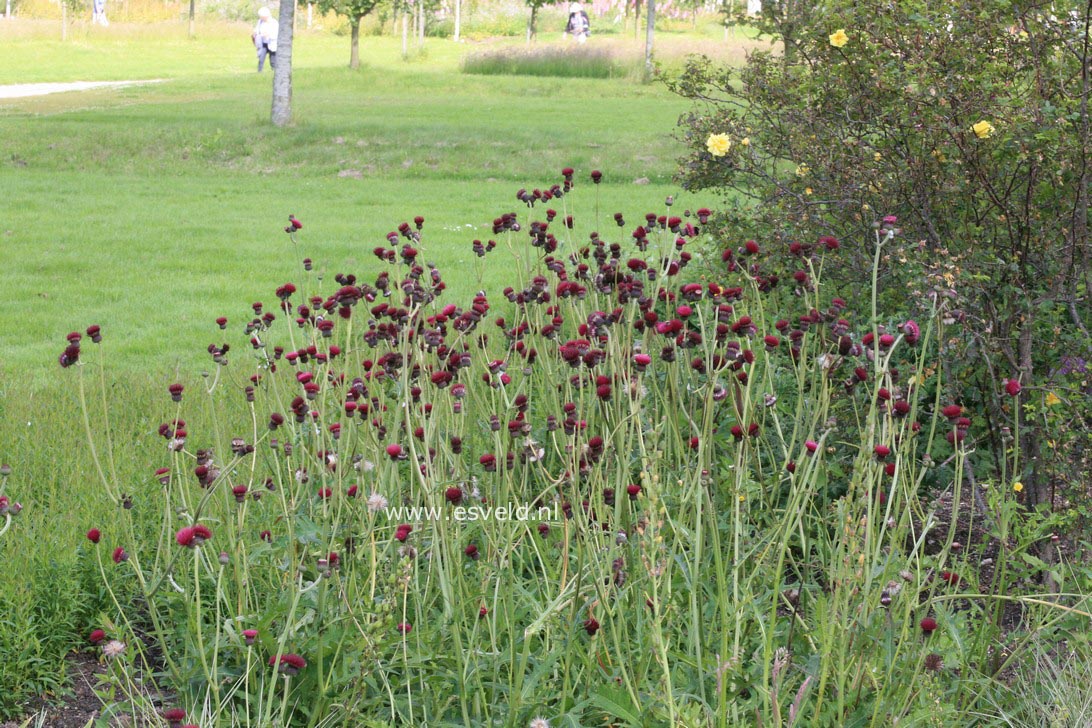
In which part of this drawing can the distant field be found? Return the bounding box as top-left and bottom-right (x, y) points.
(0, 23), (754, 377)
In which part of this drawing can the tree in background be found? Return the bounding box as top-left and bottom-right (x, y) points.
(317, 0), (384, 68)
(271, 0), (295, 126)
(524, 0), (552, 40)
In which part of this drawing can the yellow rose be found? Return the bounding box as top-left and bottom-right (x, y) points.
(1013, 481), (1023, 493)
(706, 133), (732, 157)
(829, 29), (849, 48)
(972, 120), (996, 139)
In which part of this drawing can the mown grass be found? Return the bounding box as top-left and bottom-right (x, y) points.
(0, 25), (740, 377)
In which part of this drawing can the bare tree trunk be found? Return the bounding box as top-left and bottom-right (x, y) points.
(402, 9), (408, 57)
(349, 16), (360, 69)
(307, 2), (312, 28)
(454, 0), (460, 41)
(633, 0), (641, 40)
(188, 0), (195, 37)
(526, 5), (536, 42)
(61, 0), (67, 41)
(644, 0), (654, 80)
(271, 0), (295, 127)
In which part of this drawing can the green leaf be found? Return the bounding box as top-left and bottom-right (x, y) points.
(590, 683), (643, 725)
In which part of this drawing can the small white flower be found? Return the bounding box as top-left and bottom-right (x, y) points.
(529, 718), (550, 728)
(102, 640), (126, 659)
(367, 492), (388, 513)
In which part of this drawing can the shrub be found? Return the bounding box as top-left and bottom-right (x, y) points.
(672, 0), (1092, 512)
(462, 43), (633, 78)
(61, 170), (1089, 725)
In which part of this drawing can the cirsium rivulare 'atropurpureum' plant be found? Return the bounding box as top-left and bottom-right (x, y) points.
(65, 171), (1086, 726)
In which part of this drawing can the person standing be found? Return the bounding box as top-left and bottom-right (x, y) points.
(252, 7), (279, 72)
(92, 0), (108, 26)
(566, 2), (589, 43)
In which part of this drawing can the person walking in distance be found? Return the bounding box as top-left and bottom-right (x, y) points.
(91, 0), (109, 26)
(566, 2), (590, 43)
(252, 7), (279, 72)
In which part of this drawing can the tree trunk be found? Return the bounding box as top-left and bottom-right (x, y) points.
(307, 2), (312, 28)
(633, 0), (641, 40)
(644, 0), (654, 80)
(271, 0), (295, 127)
(350, 16), (360, 69)
(454, 0), (460, 41)
(402, 10), (408, 57)
(61, 0), (66, 41)
(526, 5), (536, 42)
(188, 0), (195, 37)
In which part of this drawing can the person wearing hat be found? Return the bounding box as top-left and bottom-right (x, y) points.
(566, 2), (590, 43)
(252, 7), (279, 72)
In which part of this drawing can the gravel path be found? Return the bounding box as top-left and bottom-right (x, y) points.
(0, 79), (163, 99)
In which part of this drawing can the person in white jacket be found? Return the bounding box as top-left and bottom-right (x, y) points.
(252, 7), (279, 72)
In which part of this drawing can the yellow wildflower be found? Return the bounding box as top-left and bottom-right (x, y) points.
(1045, 391), (1061, 407)
(795, 163), (810, 177)
(829, 29), (849, 48)
(740, 137), (750, 146)
(1013, 481), (1023, 493)
(972, 120), (996, 139)
(706, 134), (732, 157)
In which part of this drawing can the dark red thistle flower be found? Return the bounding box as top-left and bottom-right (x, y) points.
(215, 316), (228, 329)
(744, 240), (760, 255)
(924, 653), (944, 672)
(86, 324), (102, 343)
(582, 617), (600, 636)
(87, 528), (101, 544)
(884, 462), (896, 477)
(112, 547), (128, 564)
(395, 524), (412, 542)
(464, 543), (479, 559)
(879, 333), (896, 349)
(89, 629), (106, 645)
(162, 708), (187, 727)
(260, 530), (272, 542)
(938, 571), (961, 586)
(176, 524), (212, 547)
(59, 343), (80, 368)
(786, 461), (796, 473)
(805, 440), (819, 455)
(590, 170), (602, 183)
(445, 486), (463, 505)
(386, 443), (404, 460)
(289, 215), (303, 230)
(920, 617), (938, 635)
(941, 404), (962, 420)
(874, 444), (891, 460)
(1004, 378), (1021, 397)
(413, 215), (425, 230)
(269, 653), (306, 675)
(397, 622), (412, 634)
(626, 484), (641, 499)
(243, 629), (258, 646)
(168, 383), (184, 402)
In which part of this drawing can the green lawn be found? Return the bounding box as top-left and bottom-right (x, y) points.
(0, 24), (732, 377)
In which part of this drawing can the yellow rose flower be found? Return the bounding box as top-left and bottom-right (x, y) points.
(706, 133), (732, 157)
(1013, 481), (1023, 493)
(829, 29), (849, 48)
(972, 120), (996, 139)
